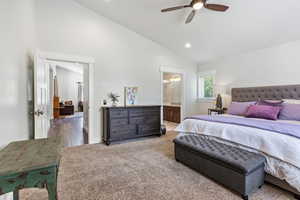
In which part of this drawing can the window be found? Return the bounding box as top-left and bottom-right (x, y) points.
(198, 70), (216, 99)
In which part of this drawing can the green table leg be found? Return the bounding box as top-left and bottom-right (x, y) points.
(47, 183), (57, 200)
(13, 190), (19, 200)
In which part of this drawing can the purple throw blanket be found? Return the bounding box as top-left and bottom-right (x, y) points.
(186, 115), (300, 140)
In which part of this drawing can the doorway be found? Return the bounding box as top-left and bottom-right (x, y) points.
(34, 52), (95, 146)
(160, 67), (185, 132)
(49, 61), (86, 146)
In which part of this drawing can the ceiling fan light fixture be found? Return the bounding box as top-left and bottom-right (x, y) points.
(193, 2), (204, 10)
(161, 0), (229, 24)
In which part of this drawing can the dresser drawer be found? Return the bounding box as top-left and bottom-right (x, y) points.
(130, 116), (160, 125)
(138, 124), (160, 136)
(129, 108), (160, 117)
(110, 118), (129, 126)
(110, 125), (137, 140)
(110, 109), (128, 118)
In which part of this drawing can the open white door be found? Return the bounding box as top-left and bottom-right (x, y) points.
(34, 52), (50, 139)
(33, 51), (95, 143)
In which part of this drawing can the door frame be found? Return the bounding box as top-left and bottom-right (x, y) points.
(37, 51), (96, 144)
(160, 66), (186, 124)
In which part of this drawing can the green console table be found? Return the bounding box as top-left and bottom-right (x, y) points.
(0, 136), (63, 200)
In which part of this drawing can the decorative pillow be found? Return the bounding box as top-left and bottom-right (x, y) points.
(227, 101), (256, 116)
(283, 99), (300, 104)
(257, 99), (284, 107)
(279, 103), (300, 121)
(245, 105), (281, 120)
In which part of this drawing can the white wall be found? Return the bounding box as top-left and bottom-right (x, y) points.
(35, 0), (198, 143)
(0, 0), (36, 146)
(0, 0), (36, 199)
(197, 40), (300, 114)
(56, 66), (83, 110)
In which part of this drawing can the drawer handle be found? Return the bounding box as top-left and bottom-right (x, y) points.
(40, 171), (51, 175)
(7, 179), (16, 184)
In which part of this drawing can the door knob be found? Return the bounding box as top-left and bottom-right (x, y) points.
(34, 110), (44, 116)
(38, 110), (44, 115)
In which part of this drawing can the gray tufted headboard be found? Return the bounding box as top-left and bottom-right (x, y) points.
(231, 85), (300, 102)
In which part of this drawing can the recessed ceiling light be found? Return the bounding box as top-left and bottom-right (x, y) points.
(185, 43), (192, 49)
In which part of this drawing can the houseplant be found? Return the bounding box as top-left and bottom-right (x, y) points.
(108, 93), (120, 107)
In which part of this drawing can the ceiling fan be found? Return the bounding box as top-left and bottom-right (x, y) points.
(161, 0), (229, 24)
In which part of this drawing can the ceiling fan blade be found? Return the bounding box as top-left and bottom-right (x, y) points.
(185, 10), (196, 24)
(161, 5), (190, 12)
(204, 4), (229, 12)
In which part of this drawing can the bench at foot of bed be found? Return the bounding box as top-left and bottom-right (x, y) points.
(174, 134), (266, 200)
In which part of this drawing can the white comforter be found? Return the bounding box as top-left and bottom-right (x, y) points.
(175, 114), (300, 191)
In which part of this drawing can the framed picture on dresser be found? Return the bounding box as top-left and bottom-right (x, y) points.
(124, 87), (138, 106)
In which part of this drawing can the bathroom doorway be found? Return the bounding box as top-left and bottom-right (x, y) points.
(160, 67), (185, 132)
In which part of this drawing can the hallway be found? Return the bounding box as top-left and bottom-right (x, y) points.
(48, 114), (86, 147)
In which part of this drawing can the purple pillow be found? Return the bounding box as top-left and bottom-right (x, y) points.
(258, 100), (284, 107)
(245, 105), (281, 120)
(279, 103), (300, 121)
(228, 101), (256, 116)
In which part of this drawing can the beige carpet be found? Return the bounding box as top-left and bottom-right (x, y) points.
(21, 132), (294, 200)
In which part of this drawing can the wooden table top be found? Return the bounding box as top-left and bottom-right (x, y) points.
(0, 137), (63, 177)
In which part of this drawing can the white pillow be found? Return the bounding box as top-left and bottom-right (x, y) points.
(283, 99), (300, 104)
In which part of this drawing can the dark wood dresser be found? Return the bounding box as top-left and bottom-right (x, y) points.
(102, 105), (161, 145)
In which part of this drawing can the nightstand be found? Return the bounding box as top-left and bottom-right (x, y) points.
(208, 108), (226, 115)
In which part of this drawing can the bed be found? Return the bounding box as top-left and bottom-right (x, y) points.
(176, 85), (300, 197)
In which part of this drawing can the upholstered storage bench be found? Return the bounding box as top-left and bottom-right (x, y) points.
(174, 134), (266, 200)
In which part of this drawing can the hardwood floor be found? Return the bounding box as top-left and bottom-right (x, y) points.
(48, 113), (86, 147)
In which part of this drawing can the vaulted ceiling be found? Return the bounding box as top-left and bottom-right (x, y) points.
(74, 0), (300, 63)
